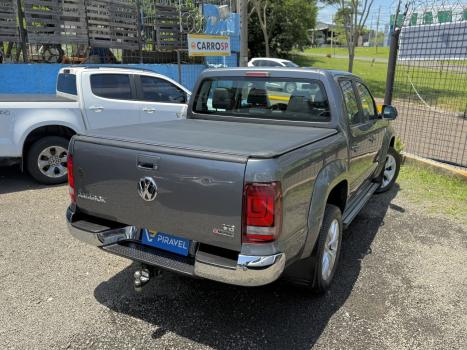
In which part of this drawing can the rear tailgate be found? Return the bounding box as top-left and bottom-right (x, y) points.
(72, 138), (246, 252)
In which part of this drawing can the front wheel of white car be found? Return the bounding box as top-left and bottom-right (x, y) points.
(26, 136), (69, 185)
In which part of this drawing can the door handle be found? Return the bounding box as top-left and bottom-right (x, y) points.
(137, 155), (159, 170)
(351, 144), (360, 152)
(142, 107), (156, 114)
(89, 106), (104, 112)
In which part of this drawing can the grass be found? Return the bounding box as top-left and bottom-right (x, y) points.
(398, 164), (467, 225)
(290, 54), (388, 98)
(289, 54), (467, 112)
(303, 46), (390, 60)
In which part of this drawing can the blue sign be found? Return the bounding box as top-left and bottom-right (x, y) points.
(141, 229), (190, 256)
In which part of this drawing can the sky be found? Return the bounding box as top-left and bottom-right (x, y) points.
(317, 0), (397, 28)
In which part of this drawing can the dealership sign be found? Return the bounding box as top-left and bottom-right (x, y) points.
(188, 34), (231, 57)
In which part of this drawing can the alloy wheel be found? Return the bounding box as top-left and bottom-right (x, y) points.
(37, 146), (68, 178)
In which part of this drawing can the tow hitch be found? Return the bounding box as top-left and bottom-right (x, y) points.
(132, 264), (152, 292)
(133, 264), (163, 292)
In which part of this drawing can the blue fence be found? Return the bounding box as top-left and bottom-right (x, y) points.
(0, 64), (206, 94)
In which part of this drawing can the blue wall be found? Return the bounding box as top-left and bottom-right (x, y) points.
(0, 64), (207, 94)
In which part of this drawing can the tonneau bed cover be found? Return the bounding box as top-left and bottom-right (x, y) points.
(80, 119), (337, 159)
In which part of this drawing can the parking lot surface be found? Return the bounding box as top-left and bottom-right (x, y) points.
(0, 166), (466, 350)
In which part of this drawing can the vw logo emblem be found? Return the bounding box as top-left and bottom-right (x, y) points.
(138, 177), (158, 201)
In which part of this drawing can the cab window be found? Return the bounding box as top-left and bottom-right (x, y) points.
(193, 77), (330, 122)
(140, 76), (187, 103)
(90, 74), (132, 99)
(355, 81), (376, 120)
(339, 80), (360, 125)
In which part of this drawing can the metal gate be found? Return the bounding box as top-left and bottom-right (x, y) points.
(392, 1), (467, 169)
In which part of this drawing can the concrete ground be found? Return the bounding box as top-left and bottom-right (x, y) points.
(0, 166), (465, 350)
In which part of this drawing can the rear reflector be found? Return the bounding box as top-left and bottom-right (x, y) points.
(245, 71), (270, 77)
(67, 154), (76, 204)
(243, 182), (282, 243)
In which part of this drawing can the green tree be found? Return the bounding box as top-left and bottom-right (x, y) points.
(248, 0), (317, 58)
(324, 0), (374, 72)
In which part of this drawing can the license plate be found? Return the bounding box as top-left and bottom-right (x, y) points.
(141, 229), (190, 256)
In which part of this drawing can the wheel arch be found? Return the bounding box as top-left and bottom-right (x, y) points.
(300, 159), (348, 259)
(22, 124), (77, 164)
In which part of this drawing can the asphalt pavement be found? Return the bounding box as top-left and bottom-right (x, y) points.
(0, 166), (465, 350)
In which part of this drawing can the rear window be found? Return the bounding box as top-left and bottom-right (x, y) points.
(57, 73), (77, 95)
(90, 74), (132, 100)
(193, 77), (330, 122)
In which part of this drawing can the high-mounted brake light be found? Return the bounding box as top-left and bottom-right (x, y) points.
(242, 182), (282, 243)
(67, 154), (76, 204)
(245, 71), (270, 77)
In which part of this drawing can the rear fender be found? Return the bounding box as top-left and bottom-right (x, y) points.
(300, 159), (347, 259)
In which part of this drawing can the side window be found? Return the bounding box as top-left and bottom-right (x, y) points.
(355, 81), (376, 120)
(268, 61), (281, 67)
(90, 74), (132, 99)
(57, 73), (77, 95)
(339, 80), (360, 125)
(140, 76), (187, 103)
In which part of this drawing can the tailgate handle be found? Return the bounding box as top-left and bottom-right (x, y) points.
(137, 155), (159, 170)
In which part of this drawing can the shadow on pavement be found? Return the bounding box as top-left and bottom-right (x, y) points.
(0, 165), (53, 194)
(94, 186), (400, 349)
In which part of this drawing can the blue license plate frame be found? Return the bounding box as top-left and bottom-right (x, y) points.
(141, 229), (190, 257)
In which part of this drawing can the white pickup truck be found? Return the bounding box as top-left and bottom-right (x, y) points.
(0, 66), (191, 184)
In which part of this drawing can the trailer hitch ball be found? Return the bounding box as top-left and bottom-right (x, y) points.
(134, 266), (151, 292)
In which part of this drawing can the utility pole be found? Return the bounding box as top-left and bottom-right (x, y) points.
(375, 6), (381, 53)
(384, 0), (401, 106)
(239, 0), (248, 67)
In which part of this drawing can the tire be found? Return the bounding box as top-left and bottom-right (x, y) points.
(284, 82), (297, 94)
(26, 136), (70, 185)
(375, 147), (401, 193)
(309, 204), (343, 294)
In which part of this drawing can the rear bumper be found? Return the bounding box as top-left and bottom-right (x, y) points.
(66, 207), (285, 287)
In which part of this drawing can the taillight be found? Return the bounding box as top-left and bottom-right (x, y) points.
(67, 154), (76, 204)
(243, 182), (282, 243)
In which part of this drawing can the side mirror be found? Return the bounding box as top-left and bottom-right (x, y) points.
(381, 105), (398, 120)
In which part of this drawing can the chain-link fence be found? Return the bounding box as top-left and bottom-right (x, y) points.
(0, 0), (238, 89)
(391, 0), (466, 169)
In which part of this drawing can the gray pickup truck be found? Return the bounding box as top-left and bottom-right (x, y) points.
(66, 67), (400, 293)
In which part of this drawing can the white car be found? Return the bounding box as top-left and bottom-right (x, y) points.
(248, 57), (299, 68)
(0, 66), (191, 184)
(248, 58), (301, 93)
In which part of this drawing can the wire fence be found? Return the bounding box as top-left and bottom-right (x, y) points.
(391, 0), (467, 169)
(0, 0), (238, 88)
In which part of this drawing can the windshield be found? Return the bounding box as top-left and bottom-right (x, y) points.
(193, 77), (330, 122)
